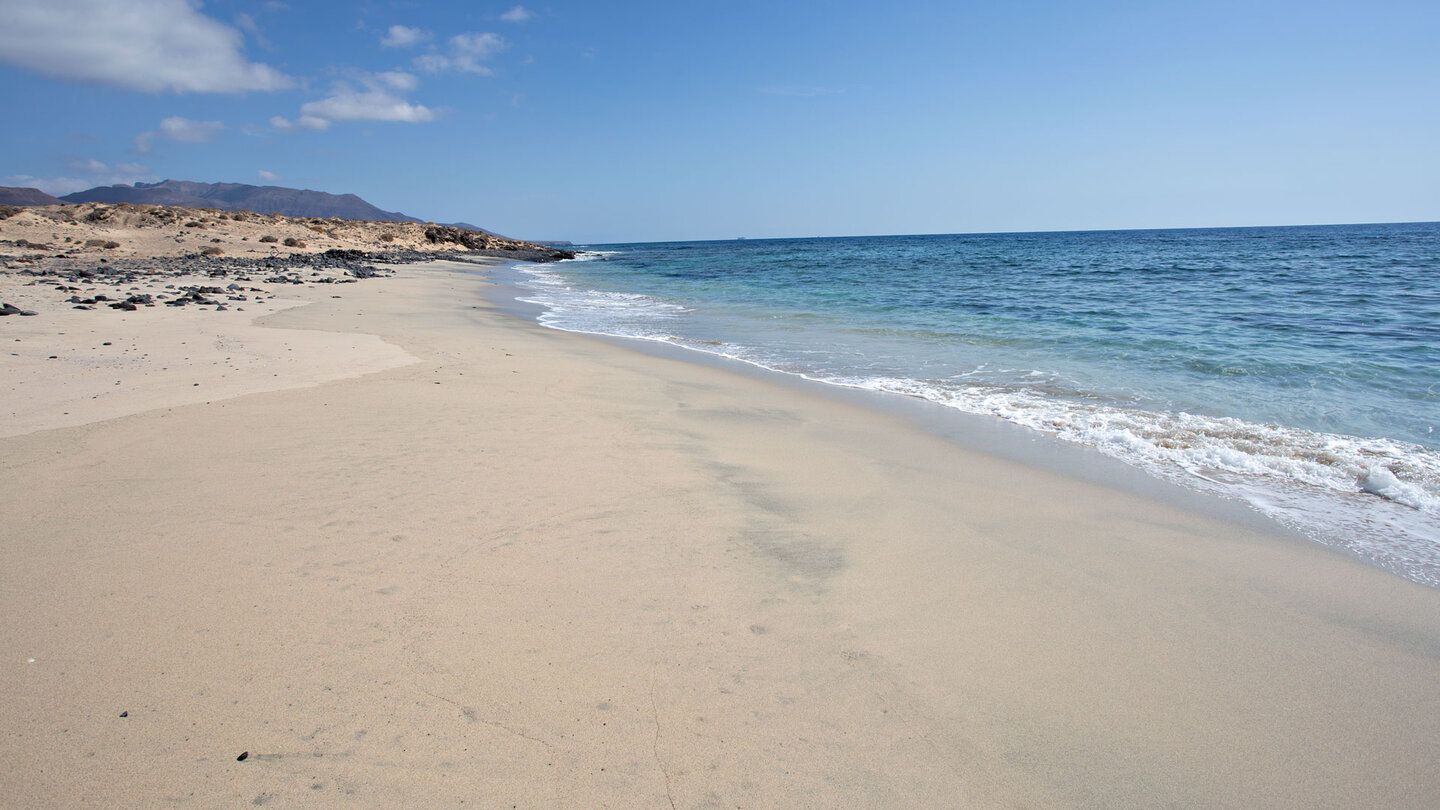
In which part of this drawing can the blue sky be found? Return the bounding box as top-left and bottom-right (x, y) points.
(1, 0), (1436, 243)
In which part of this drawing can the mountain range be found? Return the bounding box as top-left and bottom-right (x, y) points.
(0, 180), (528, 240)
(0, 186), (65, 206)
(61, 180), (421, 223)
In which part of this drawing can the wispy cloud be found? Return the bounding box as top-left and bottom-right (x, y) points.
(270, 115), (331, 132)
(374, 71), (419, 91)
(452, 32), (507, 73)
(0, 0), (291, 93)
(414, 32), (507, 75)
(381, 24), (427, 48)
(232, 12), (272, 50)
(6, 160), (156, 196)
(134, 116), (225, 152)
(161, 116), (223, 142)
(500, 6), (532, 23)
(257, 169), (282, 182)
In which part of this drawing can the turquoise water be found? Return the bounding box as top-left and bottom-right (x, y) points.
(508, 223), (1440, 587)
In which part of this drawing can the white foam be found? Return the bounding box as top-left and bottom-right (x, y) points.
(824, 375), (1440, 585)
(1360, 466), (1434, 511)
(563, 250), (620, 263)
(516, 265), (692, 340)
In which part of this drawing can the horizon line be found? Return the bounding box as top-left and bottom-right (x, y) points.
(580, 218), (1440, 247)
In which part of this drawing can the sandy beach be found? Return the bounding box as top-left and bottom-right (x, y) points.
(3, 258), (1440, 807)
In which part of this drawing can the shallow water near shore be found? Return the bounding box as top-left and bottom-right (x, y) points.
(501, 224), (1440, 587)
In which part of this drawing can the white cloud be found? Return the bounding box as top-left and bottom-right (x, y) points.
(276, 74), (435, 130)
(6, 160), (156, 196)
(0, 0), (292, 93)
(301, 88), (436, 124)
(500, 6), (532, 23)
(414, 32), (506, 75)
(381, 24), (427, 48)
(257, 169), (281, 181)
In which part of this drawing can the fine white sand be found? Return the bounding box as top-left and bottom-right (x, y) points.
(2, 260), (1438, 808)
(1, 291), (414, 439)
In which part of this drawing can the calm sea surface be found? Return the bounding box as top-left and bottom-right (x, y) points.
(508, 224), (1440, 587)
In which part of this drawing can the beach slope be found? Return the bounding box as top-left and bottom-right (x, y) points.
(2, 261), (1438, 807)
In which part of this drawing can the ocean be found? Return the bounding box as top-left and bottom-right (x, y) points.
(502, 223), (1440, 588)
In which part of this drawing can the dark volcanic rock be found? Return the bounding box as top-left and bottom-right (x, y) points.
(424, 225), (494, 250)
(423, 226), (575, 261)
(8, 243), (575, 322)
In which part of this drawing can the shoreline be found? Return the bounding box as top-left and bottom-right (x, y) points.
(501, 248), (1440, 590)
(487, 262), (1311, 545)
(488, 261), (1388, 574)
(3, 259), (1439, 806)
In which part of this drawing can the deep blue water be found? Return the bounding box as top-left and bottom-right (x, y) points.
(510, 223), (1440, 586)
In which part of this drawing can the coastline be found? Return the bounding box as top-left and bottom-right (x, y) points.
(2, 259), (1439, 806)
(483, 262), (1311, 544)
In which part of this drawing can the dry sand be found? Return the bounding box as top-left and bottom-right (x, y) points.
(0, 284), (415, 439)
(0, 201), (563, 261)
(2, 259), (1439, 808)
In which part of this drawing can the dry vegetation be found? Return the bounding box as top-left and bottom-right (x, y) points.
(0, 201), (566, 263)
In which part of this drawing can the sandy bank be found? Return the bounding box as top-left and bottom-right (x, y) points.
(1, 201), (571, 263)
(0, 289), (415, 439)
(1, 261), (1438, 808)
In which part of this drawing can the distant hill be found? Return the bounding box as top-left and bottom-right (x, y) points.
(0, 186), (66, 206)
(5, 180), (555, 241)
(448, 221), (502, 236)
(61, 180), (420, 223)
